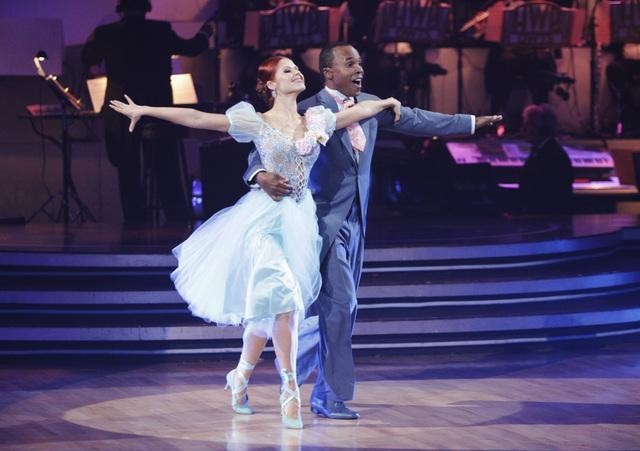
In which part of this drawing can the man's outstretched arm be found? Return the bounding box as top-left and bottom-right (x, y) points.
(377, 103), (500, 137)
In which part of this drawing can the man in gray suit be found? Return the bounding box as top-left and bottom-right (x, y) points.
(245, 42), (500, 419)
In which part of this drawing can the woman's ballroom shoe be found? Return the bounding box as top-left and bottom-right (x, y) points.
(279, 369), (303, 429)
(224, 368), (254, 415)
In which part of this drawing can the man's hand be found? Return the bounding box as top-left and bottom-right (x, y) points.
(476, 115), (503, 129)
(255, 172), (292, 201)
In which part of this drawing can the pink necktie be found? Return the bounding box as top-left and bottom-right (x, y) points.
(341, 98), (366, 152)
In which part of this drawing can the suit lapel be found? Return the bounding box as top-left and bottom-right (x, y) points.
(317, 89), (337, 111)
(340, 129), (357, 163)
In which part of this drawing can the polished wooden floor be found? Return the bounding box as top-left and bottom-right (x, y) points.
(1, 342), (640, 450)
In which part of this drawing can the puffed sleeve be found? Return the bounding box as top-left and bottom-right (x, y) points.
(225, 101), (263, 143)
(305, 106), (336, 143)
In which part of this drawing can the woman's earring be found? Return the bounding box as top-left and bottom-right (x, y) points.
(271, 90), (277, 98)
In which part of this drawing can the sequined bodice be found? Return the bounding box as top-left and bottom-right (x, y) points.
(255, 123), (321, 202)
(225, 102), (335, 202)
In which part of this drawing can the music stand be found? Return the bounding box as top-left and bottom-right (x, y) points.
(373, 0), (451, 47)
(27, 52), (95, 225)
(372, 1), (452, 107)
(484, 1), (585, 48)
(243, 2), (342, 50)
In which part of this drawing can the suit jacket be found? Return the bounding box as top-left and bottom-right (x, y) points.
(245, 89), (474, 259)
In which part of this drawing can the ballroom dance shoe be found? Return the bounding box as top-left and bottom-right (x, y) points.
(280, 369), (303, 429)
(310, 397), (360, 420)
(224, 368), (254, 415)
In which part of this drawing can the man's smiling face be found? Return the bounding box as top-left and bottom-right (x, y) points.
(323, 45), (364, 98)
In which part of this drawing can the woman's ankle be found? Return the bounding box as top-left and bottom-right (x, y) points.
(236, 358), (255, 381)
(279, 368), (300, 417)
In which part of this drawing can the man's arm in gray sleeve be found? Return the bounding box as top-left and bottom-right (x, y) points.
(378, 105), (475, 137)
(244, 147), (265, 186)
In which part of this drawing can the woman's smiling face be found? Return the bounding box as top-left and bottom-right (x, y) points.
(267, 58), (306, 96)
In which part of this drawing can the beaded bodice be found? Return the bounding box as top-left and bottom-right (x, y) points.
(226, 102), (335, 202)
(255, 125), (320, 202)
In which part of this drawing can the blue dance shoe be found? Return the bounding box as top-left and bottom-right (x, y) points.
(310, 397), (360, 420)
(224, 363), (254, 415)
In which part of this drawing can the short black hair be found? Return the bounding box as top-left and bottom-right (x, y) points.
(117, 0), (151, 13)
(319, 41), (354, 74)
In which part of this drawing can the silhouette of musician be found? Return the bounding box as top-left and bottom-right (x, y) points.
(82, 0), (212, 224)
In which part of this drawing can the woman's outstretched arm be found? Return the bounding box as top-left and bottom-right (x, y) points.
(109, 95), (230, 132)
(334, 97), (401, 130)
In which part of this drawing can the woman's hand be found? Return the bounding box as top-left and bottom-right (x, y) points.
(109, 94), (144, 132)
(385, 97), (402, 122)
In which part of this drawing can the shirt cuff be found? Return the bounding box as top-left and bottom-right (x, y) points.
(248, 169), (266, 187)
(470, 115), (476, 135)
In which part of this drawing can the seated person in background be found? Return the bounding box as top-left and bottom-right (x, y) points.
(519, 104), (573, 215)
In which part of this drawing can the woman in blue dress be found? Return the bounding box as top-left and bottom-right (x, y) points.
(110, 55), (400, 429)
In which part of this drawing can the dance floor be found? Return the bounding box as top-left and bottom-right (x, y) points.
(1, 213), (639, 449)
(1, 342), (640, 450)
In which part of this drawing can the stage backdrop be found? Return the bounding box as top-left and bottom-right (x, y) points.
(0, 0), (607, 222)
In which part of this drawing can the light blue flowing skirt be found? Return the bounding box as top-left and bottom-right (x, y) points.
(171, 189), (322, 329)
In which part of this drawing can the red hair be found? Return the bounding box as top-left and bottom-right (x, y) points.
(256, 55), (286, 108)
